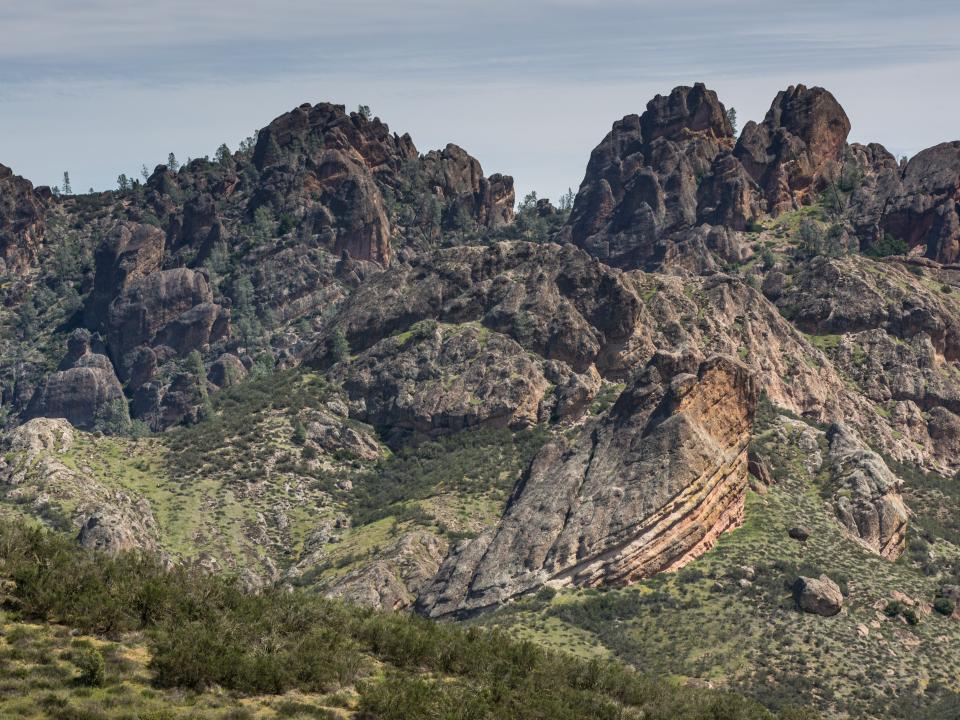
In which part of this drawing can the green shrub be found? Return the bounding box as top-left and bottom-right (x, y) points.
(903, 608), (920, 626)
(934, 597), (956, 616)
(70, 640), (105, 687)
(883, 600), (905, 618)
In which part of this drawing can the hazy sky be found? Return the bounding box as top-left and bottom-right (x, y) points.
(1, 1), (958, 203)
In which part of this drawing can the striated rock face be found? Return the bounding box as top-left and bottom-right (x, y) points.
(418, 353), (757, 617)
(0, 163), (47, 273)
(735, 84), (851, 214)
(794, 575), (844, 616)
(25, 330), (128, 432)
(824, 424), (909, 559)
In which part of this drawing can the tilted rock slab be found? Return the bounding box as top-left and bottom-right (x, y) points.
(418, 353), (757, 617)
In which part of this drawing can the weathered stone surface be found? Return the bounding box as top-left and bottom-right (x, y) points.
(825, 424), (908, 559)
(324, 530), (447, 611)
(106, 268), (230, 364)
(419, 354), (757, 617)
(309, 241), (647, 376)
(77, 511), (150, 553)
(86, 221), (166, 329)
(0, 163), (47, 273)
(207, 353), (248, 389)
(883, 142), (960, 263)
(0, 419), (158, 552)
(329, 323), (553, 446)
(735, 85), (851, 214)
(251, 102), (514, 264)
(560, 83), (743, 271)
(794, 574), (844, 616)
(25, 330), (128, 432)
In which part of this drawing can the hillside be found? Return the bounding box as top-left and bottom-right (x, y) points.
(3, 82), (960, 717)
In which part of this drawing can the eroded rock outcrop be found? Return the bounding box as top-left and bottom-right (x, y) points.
(309, 241), (647, 376)
(560, 83), (751, 271)
(0, 418), (158, 552)
(25, 330), (128, 432)
(825, 424), (909, 559)
(735, 84), (851, 214)
(418, 353), (757, 617)
(0, 163), (47, 273)
(324, 530), (448, 611)
(794, 574), (844, 616)
(251, 102), (514, 265)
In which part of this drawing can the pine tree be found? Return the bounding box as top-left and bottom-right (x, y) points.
(167, 153), (179, 172)
(726, 107), (738, 135)
(62, 171), (72, 195)
(215, 143), (232, 166)
(116, 174), (130, 191)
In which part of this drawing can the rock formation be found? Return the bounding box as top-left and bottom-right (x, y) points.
(734, 85), (851, 214)
(824, 424), (909, 559)
(0, 163), (47, 273)
(794, 575), (844, 616)
(25, 330), (129, 432)
(560, 83), (752, 271)
(419, 353), (757, 617)
(251, 102), (514, 265)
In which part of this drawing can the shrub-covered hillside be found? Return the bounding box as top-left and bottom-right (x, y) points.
(0, 519), (815, 720)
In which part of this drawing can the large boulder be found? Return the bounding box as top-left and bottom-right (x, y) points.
(794, 575), (844, 616)
(419, 353), (758, 617)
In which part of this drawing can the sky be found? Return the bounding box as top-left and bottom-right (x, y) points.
(1, 1), (958, 204)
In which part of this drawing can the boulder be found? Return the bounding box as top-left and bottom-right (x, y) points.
(207, 353), (248, 388)
(794, 575), (844, 616)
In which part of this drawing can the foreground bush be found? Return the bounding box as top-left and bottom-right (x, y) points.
(0, 519), (812, 718)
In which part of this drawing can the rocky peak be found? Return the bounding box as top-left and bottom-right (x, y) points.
(735, 84), (850, 214)
(640, 82), (733, 146)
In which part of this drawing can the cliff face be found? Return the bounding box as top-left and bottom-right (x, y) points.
(419, 353), (756, 617)
(0, 163), (48, 273)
